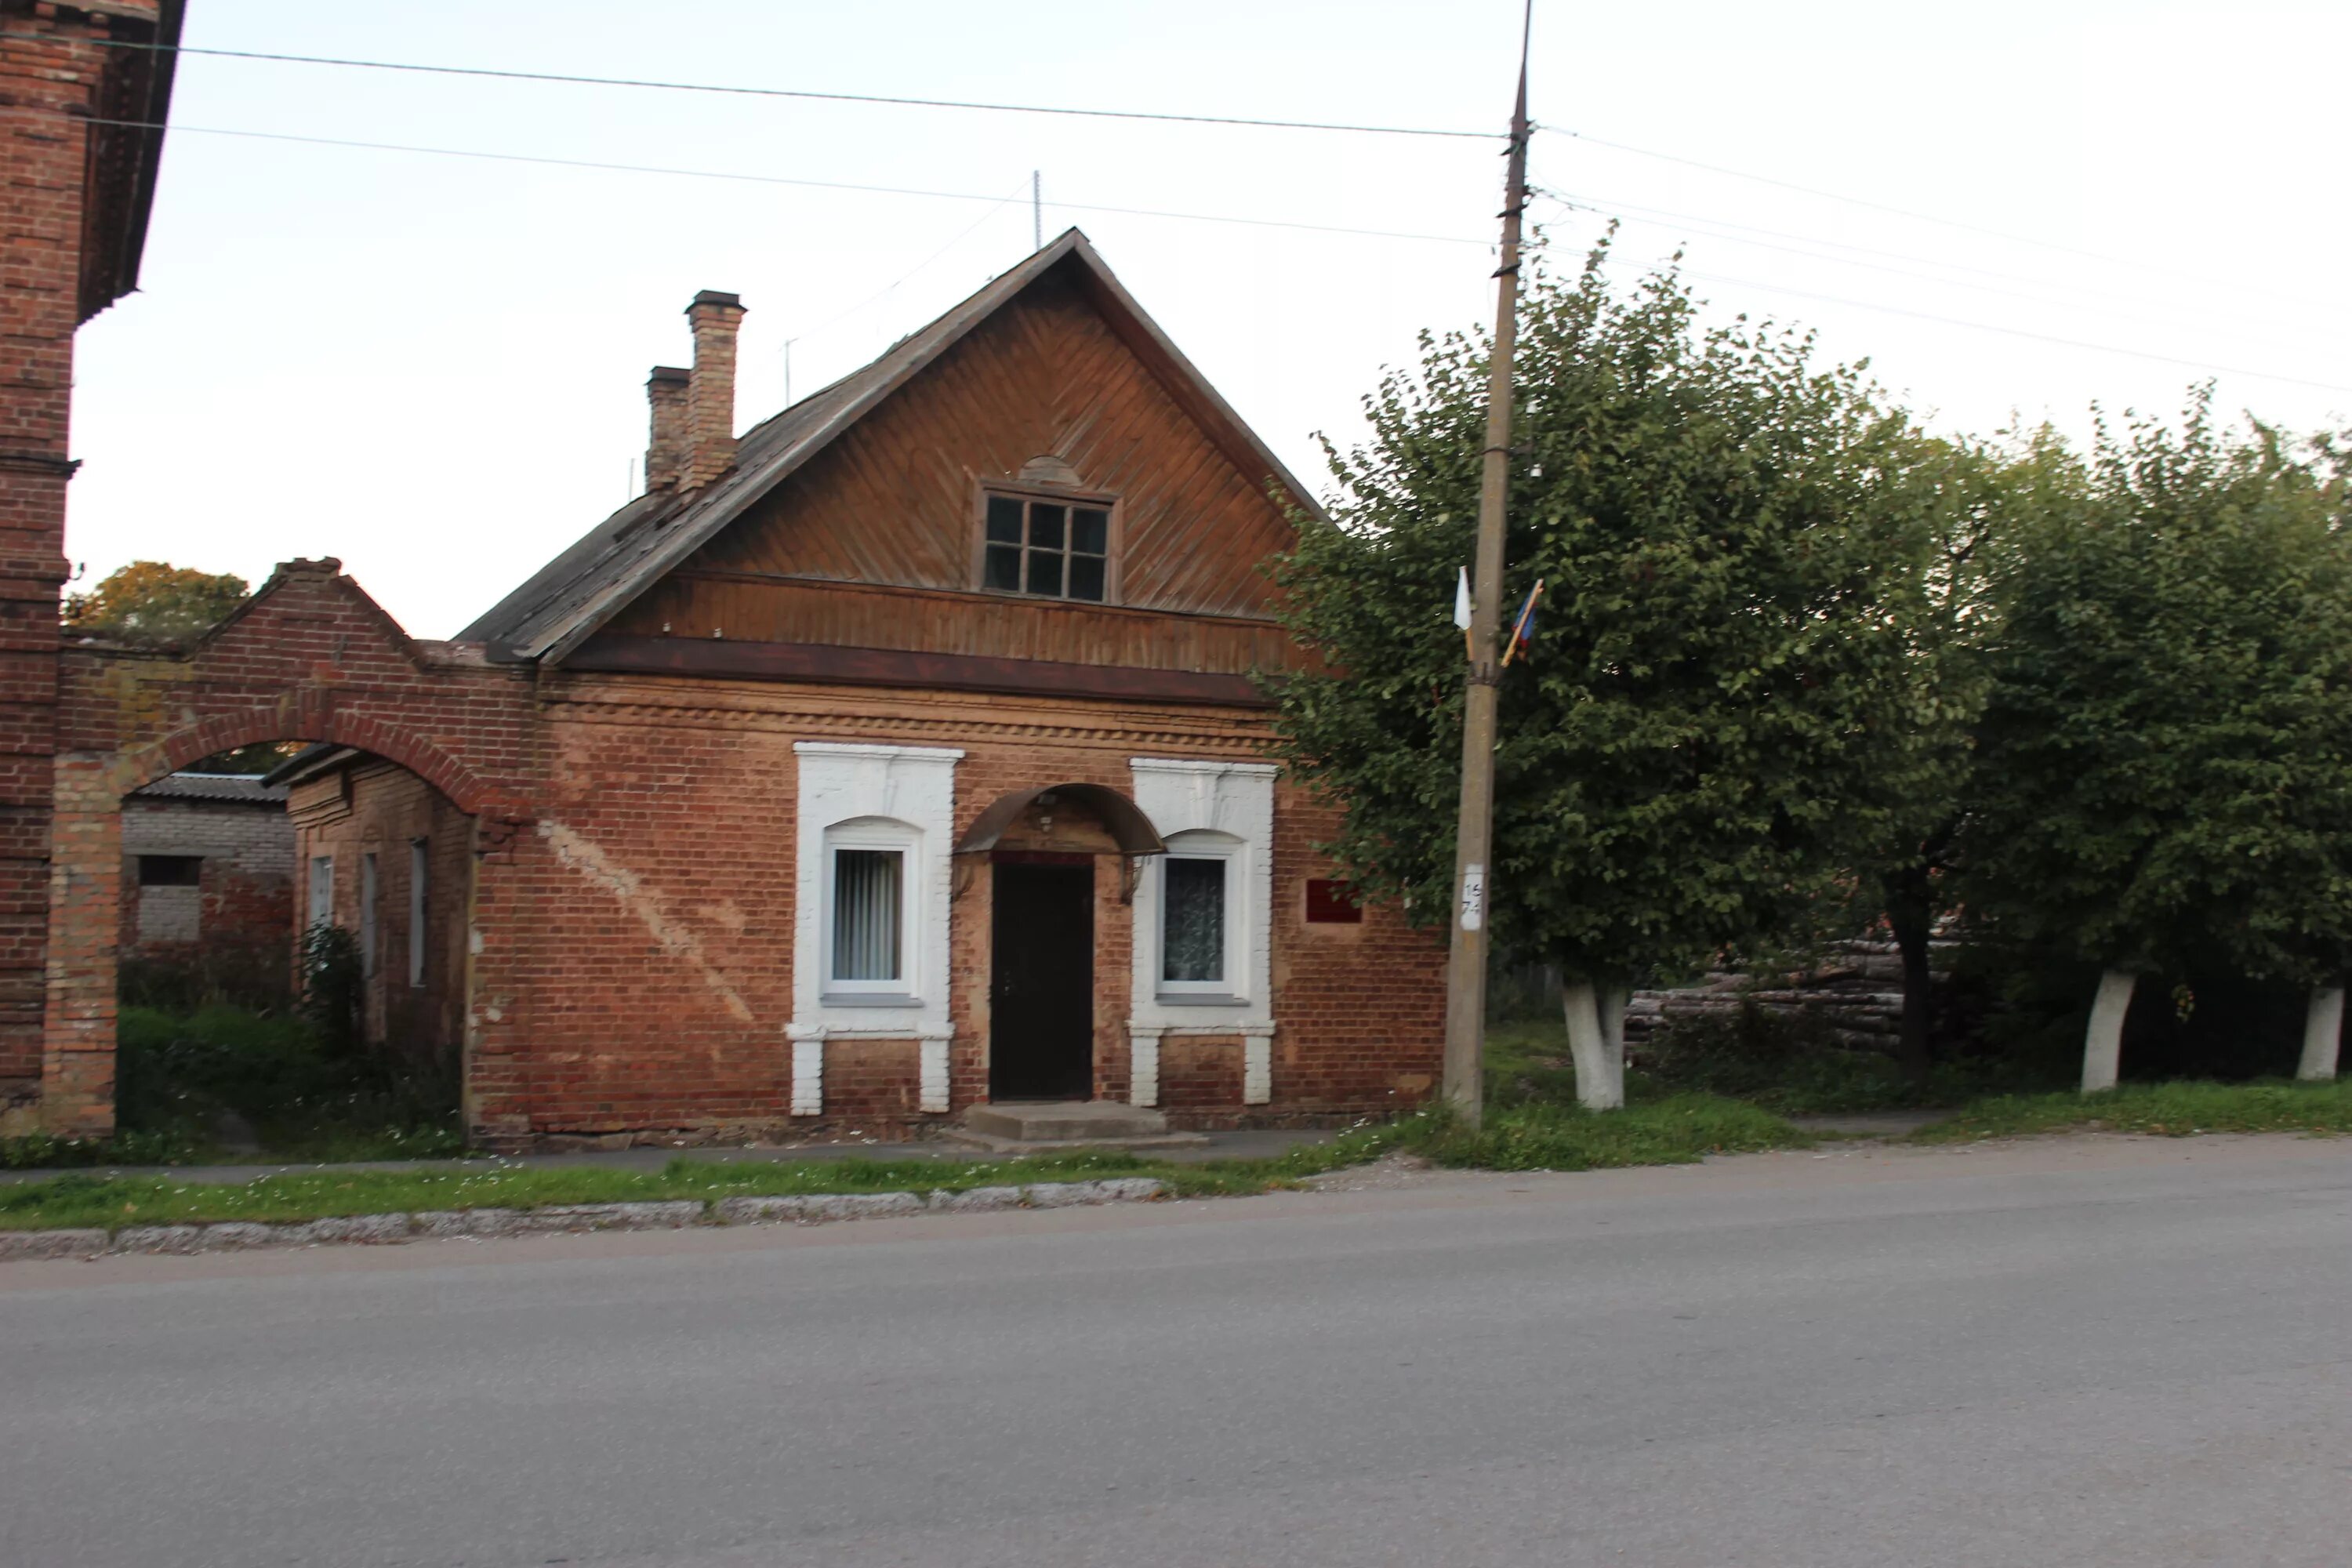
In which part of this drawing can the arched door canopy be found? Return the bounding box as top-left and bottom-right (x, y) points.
(953, 782), (1165, 902)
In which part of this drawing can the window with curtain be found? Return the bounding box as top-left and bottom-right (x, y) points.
(830, 848), (905, 984)
(1162, 855), (1228, 985)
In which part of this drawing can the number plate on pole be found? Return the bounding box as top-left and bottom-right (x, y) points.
(1459, 864), (1486, 932)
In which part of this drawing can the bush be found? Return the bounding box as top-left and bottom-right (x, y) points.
(1637, 998), (2060, 1112)
(113, 1002), (461, 1163)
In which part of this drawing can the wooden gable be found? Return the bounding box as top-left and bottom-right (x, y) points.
(599, 260), (1303, 684)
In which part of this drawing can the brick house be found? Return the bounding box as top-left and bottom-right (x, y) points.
(118, 771), (292, 971)
(38, 230), (1444, 1145)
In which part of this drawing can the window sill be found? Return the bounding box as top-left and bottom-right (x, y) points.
(1156, 992), (1247, 1007)
(820, 993), (921, 1008)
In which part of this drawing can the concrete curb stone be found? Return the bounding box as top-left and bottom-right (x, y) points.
(0, 1178), (1171, 1261)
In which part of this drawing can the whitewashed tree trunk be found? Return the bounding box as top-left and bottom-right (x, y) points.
(1561, 979), (1626, 1111)
(2081, 968), (2137, 1093)
(2298, 985), (2344, 1081)
(1596, 983), (1628, 1109)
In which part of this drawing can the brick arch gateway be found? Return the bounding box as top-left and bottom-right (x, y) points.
(31, 561), (537, 1139)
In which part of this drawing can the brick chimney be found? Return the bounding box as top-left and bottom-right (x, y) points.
(683, 290), (746, 488)
(644, 365), (689, 491)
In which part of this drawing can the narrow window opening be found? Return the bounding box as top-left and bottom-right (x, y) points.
(360, 853), (379, 978)
(307, 855), (335, 928)
(408, 840), (429, 989)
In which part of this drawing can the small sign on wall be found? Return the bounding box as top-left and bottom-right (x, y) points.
(1304, 878), (1362, 924)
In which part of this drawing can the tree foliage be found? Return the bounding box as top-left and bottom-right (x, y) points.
(1961, 395), (2352, 987)
(1269, 245), (1969, 989)
(63, 560), (247, 645)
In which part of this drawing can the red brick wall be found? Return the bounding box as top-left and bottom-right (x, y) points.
(456, 674), (1443, 1145)
(40, 561), (535, 1135)
(1270, 787), (1446, 1119)
(287, 760), (473, 1073)
(38, 579), (1444, 1145)
(0, 14), (119, 1123)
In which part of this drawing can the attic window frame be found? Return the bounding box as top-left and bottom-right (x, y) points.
(969, 480), (1122, 606)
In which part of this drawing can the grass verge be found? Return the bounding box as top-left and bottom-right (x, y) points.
(1910, 1077), (2352, 1142)
(0, 1096), (1809, 1233)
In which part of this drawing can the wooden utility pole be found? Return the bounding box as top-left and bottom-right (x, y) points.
(1440, 9), (1534, 1131)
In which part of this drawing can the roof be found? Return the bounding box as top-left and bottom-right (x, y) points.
(260, 742), (358, 789)
(80, 1), (185, 322)
(460, 228), (1323, 666)
(128, 771), (289, 806)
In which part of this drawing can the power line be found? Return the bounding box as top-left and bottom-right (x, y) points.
(785, 178), (1033, 364)
(1542, 126), (2241, 290)
(87, 118), (1492, 248)
(65, 116), (2349, 397)
(1576, 245), (2352, 398)
(20, 31), (1493, 141)
(1538, 187), (2317, 352)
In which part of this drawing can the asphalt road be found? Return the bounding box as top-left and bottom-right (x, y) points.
(3, 1134), (2347, 1568)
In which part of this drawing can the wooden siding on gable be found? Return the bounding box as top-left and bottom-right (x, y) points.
(604, 262), (1303, 675)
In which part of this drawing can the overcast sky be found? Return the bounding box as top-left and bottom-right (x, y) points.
(67, 0), (2352, 639)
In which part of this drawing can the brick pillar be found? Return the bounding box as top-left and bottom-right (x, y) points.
(682, 291), (745, 489)
(39, 753), (121, 1137)
(0, 17), (107, 1120)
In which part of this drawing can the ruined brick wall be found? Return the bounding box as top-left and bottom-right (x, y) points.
(42, 561), (534, 1136)
(286, 760), (472, 1073)
(118, 795), (294, 963)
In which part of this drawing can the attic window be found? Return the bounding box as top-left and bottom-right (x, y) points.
(979, 492), (1112, 603)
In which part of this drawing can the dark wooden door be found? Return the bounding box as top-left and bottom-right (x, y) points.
(990, 860), (1094, 1101)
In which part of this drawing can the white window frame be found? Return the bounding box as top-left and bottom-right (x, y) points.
(820, 818), (919, 1001)
(1156, 830), (1244, 1001)
(408, 840), (430, 989)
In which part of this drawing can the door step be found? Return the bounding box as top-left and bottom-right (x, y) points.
(947, 1101), (1210, 1153)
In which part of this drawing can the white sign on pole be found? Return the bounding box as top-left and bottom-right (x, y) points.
(1459, 864), (1486, 932)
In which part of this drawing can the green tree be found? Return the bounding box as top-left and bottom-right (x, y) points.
(64, 560), (247, 644)
(1861, 438), (2009, 1081)
(1961, 395), (2352, 1088)
(1269, 245), (1955, 1108)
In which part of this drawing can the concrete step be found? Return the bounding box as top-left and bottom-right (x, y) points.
(949, 1101), (1210, 1152)
(964, 1101), (1173, 1142)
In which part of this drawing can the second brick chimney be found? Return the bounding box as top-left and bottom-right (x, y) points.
(683, 289), (746, 489)
(644, 365), (689, 491)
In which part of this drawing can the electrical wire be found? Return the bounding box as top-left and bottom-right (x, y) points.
(85, 118), (1493, 248)
(1543, 126), (2243, 290)
(1560, 234), (2352, 397)
(1537, 188), (2317, 354)
(13, 31), (1494, 141)
(58, 111), (2350, 397)
(786, 178), (1033, 355)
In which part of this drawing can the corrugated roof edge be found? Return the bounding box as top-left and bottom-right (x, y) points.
(457, 228), (1326, 666)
